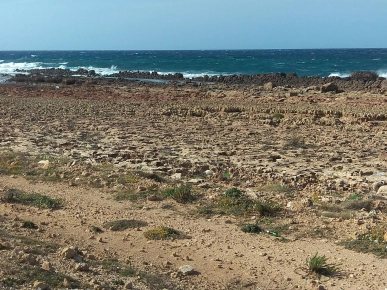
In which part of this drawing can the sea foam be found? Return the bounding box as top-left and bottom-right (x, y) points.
(328, 72), (351, 78)
(0, 62), (44, 75)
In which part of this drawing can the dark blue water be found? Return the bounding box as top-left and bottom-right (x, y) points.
(1, 49), (387, 78)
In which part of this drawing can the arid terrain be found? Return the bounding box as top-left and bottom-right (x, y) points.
(1, 78), (387, 290)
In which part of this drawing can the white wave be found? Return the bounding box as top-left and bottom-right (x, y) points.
(0, 61), (44, 75)
(31, 55), (37, 58)
(329, 72), (350, 78)
(0, 60), (4, 63)
(377, 69), (387, 78)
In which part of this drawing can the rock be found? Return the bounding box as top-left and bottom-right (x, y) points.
(377, 185), (387, 195)
(41, 261), (53, 271)
(264, 82), (275, 90)
(33, 281), (50, 290)
(74, 263), (89, 272)
(321, 82), (338, 93)
(147, 194), (160, 201)
(23, 253), (38, 265)
(204, 169), (214, 176)
(171, 173), (182, 180)
(286, 92), (298, 97)
(61, 247), (77, 259)
(37, 160), (50, 169)
(178, 264), (195, 275)
(188, 178), (204, 184)
(63, 278), (71, 287)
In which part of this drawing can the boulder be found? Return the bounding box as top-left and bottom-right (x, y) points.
(321, 82), (338, 93)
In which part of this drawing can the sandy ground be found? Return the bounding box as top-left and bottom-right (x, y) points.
(1, 81), (387, 290)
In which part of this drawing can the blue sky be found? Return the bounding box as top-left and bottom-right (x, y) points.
(2, 0), (387, 50)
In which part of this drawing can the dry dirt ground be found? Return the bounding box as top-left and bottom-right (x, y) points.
(1, 81), (387, 290)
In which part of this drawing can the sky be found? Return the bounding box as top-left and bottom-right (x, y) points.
(1, 0), (387, 50)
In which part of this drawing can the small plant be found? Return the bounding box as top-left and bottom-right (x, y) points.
(144, 227), (181, 240)
(103, 219), (148, 231)
(306, 252), (339, 276)
(224, 187), (243, 198)
(163, 185), (194, 203)
(347, 193), (359, 200)
(272, 113), (284, 119)
(21, 221), (38, 229)
(241, 224), (263, 233)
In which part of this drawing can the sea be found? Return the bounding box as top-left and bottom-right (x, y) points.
(0, 49), (387, 81)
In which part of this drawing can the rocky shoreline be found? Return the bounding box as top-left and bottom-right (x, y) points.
(5, 68), (387, 93)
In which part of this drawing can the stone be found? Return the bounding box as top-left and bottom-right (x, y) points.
(171, 173), (182, 180)
(286, 92), (298, 97)
(41, 261), (53, 271)
(23, 253), (38, 265)
(37, 160), (50, 169)
(377, 185), (387, 195)
(61, 247), (77, 259)
(264, 82), (275, 90)
(33, 281), (49, 290)
(178, 264), (195, 275)
(321, 82), (338, 93)
(74, 263), (89, 272)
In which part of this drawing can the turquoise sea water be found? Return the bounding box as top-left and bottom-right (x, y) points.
(0, 49), (387, 78)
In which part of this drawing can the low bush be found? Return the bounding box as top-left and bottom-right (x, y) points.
(103, 219), (148, 231)
(144, 227), (181, 240)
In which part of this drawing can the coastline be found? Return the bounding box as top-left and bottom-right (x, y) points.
(2, 68), (387, 93)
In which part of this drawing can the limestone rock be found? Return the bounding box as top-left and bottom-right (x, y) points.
(377, 185), (387, 195)
(61, 247), (77, 259)
(33, 281), (50, 290)
(41, 261), (53, 271)
(178, 264), (195, 275)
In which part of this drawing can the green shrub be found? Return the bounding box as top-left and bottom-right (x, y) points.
(163, 185), (194, 203)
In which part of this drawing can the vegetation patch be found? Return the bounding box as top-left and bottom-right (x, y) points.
(341, 226), (387, 258)
(98, 258), (136, 277)
(103, 219), (148, 231)
(144, 227), (182, 240)
(216, 187), (283, 217)
(21, 221), (38, 229)
(1, 188), (62, 209)
(163, 185), (195, 203)
(1, 265), (80, 288)
(241, 224), (263, 234)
